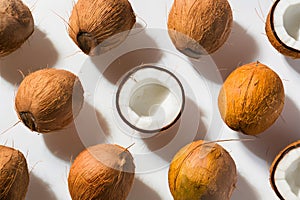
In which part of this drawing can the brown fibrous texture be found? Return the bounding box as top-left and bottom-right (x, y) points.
(269, 140), (300, 200)
(265, 0), (300, 59)
(15, 68), (84, 133)
(68, 144), (135, 200)
(168, 140), (237, 200)
(218, 62), (285, 135)
(68, 0), (136, 55)
(167, 0), (233, 57)
(0, 0), (34, 57)
(0, 145), (29, 200)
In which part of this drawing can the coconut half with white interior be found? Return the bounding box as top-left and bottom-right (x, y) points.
(266, 0), (300, 58)
(116, 65), (185, 134)
(270, 140), (300, 200)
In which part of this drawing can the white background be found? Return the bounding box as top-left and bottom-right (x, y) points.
(1, 0), (299, 199)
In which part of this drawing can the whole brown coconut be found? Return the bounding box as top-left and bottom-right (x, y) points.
(265, 0), (300, 59)
(15, 68), (84, 133)
(68, 144), (135, 200)
(167, 0), (233, 57)
(68, 0), (136, 55)
(168, 140), (237, 200)
(0, 145), (29, 200)
(0, 0), (34, 57)
(218, 62), (285, 135)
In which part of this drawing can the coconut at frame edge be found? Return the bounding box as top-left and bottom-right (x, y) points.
(265, 0), (300, 59)
(270, 140), (300, 200)
(0, 0), (292, 200)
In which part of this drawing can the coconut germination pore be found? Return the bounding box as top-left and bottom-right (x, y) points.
(68, 0), (136, 55)
(15, 68), (84, 133)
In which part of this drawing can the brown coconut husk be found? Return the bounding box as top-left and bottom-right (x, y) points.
(218, 62), (285, 135)
(168, 140), (237, 200)
(167, 0), (233, 57)
(68, 0), (136, 55)
(15, 68), (84, 133)
(0, 145), (29, 200)
(265, 0), (300, 59)
(0, 0), (34, 57)
(68, 144), (135, 200)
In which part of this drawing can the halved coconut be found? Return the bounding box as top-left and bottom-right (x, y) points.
(270, 140), (300, 200)
(116, 65), (185, 134)
(266, 0), (300, 58)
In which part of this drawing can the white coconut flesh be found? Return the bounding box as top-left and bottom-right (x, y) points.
(273, 147), (300, 200)
(273, 0), (300, 50)
(116, 66), (184, 133)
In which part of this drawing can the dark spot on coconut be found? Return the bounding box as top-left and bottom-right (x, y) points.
(19, 112), (37, 131)
(76, 31), (98, 55)
(15, 68), (84, 133)
(68, 0), (136, 56)
(168, 140), (237, 200)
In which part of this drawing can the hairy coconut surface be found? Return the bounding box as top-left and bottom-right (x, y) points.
(167, 0), (232, 57)
(0, 0), (34, 57)
(218, 62), (285, 135)
(270, 140), (300, 200)
(265, 0), (300, 59)
(68, 144), (135, 200)
(68, 0), (136, 55)
(15, 68), (84, 133)
(168, 140), (237, 200)
(0, 145), (29, 200)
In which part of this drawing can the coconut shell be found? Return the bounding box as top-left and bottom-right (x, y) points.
(0, 145), (29, 200)
(68, 144), (135, 200)
(218, 62), (285, 135)
(0, 0), (34, 57)
(15, 68), (84, 133)
(269, 140), (300, 200)
(68, 0), (136, 55)
(167, 0), (232, 57)
(265, 0), (300, 59)
(168, 140), (237, 200)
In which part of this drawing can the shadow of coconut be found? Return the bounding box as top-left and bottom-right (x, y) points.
(231, 173), (259, 200)
(43, 102), (109, 161)
(142, 98), (208, 163)
(193, 105), (209, 142)
(75, 101), (110, 147)
(141, 119), (180, 157)
(43, 123), (85, 162)
(91, 30), (161, 85)
(133, 22), (147, 30)
(238, 96), (300, 165)
(127, 178), (162, 200)
(0, 27), (59, 84)
(285, 56), (300, 74)
(26, 173), (58, 200)
(211, 21), (259, 81)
